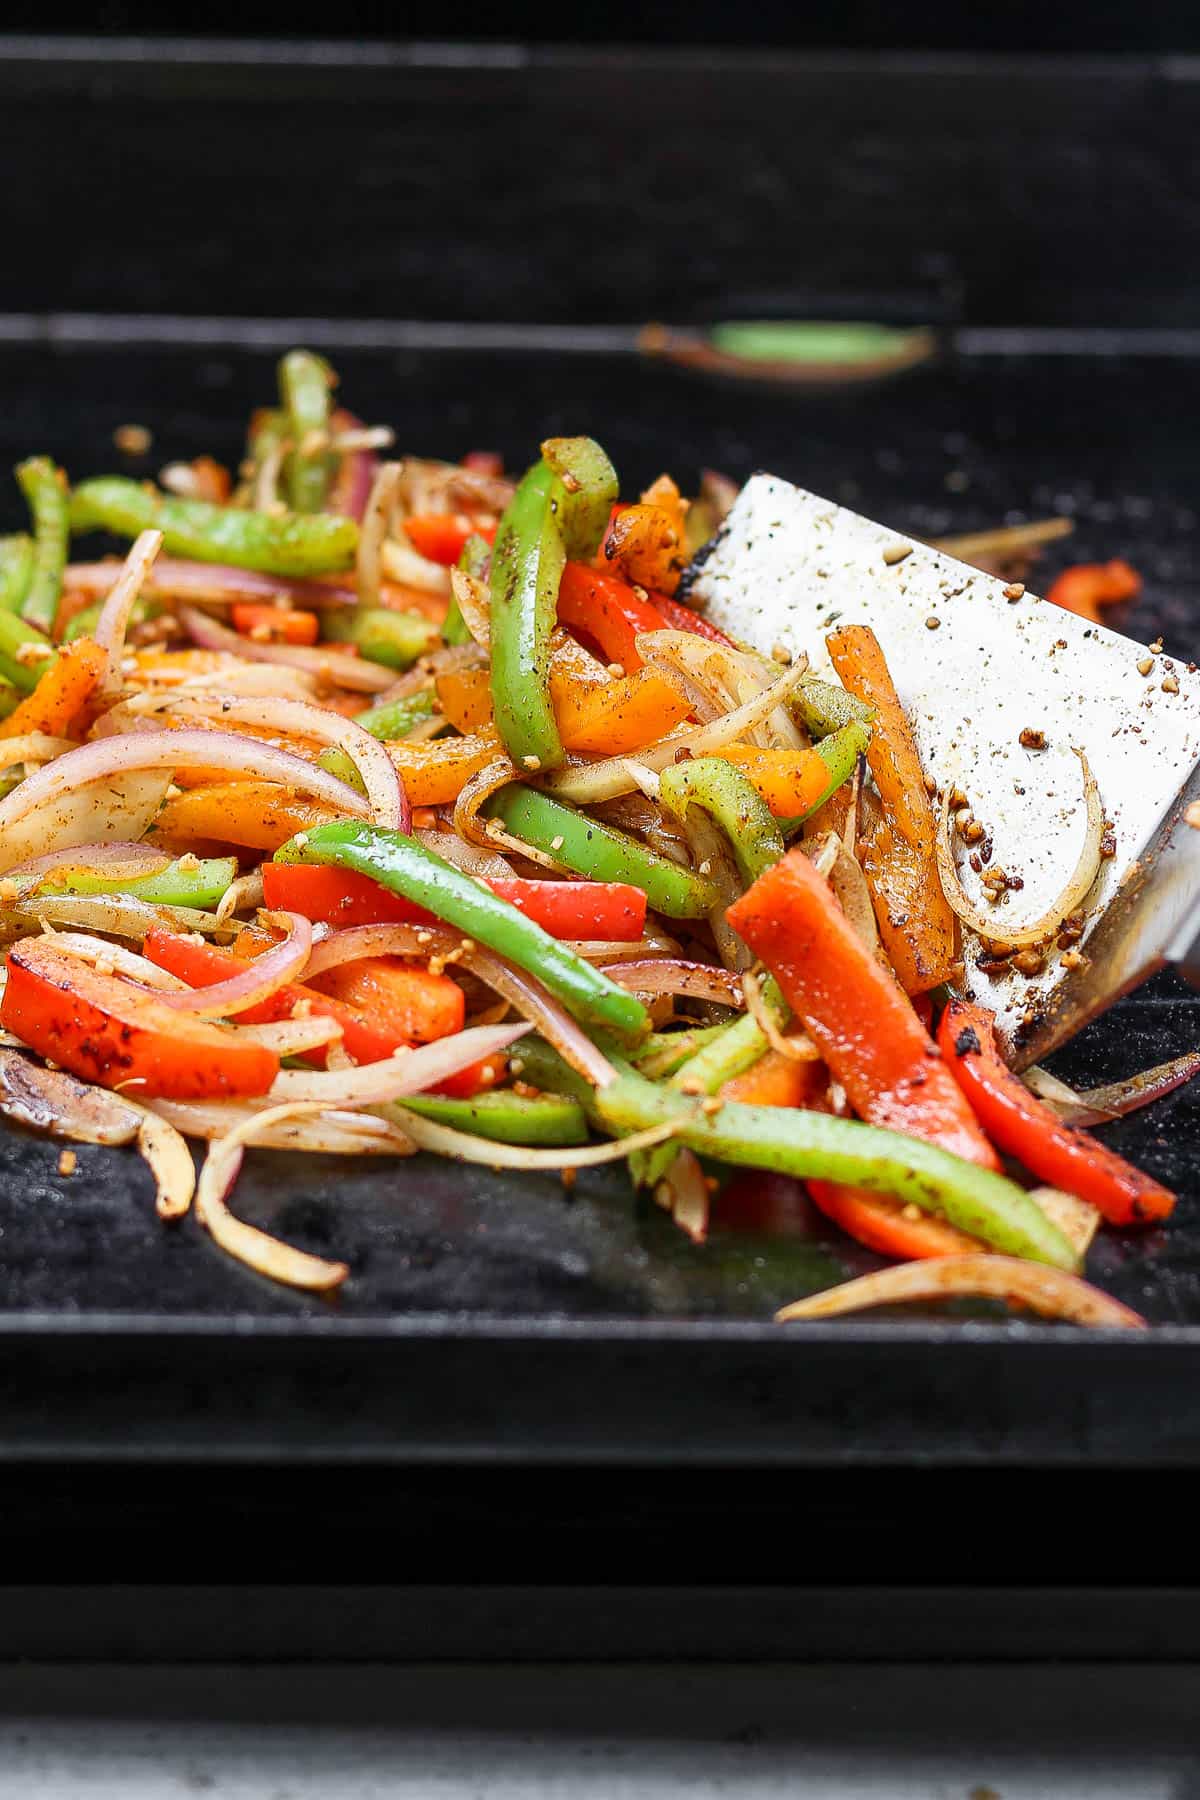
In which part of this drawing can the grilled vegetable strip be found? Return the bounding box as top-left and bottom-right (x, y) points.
(397, 1090), (590, 1146)
(280, 349), (335, 514)
(484, 784), (718, 919)
(722, 723), (869, 821)
(323, 607), (439, 670)
(793, 675), (874, 739)
(489, 459), (569, 772)
(0, 637), (105, 740)
(70, 478), (358, 577)
(275, 821), (650, 1042)
(15, 458), (69, 631)
(0, 533), (34, 614)
(27, 855), (236, 910)
(728, 847), (997, 1167)
(658, 756), (784, 885)
(556, 562), (667, 670)
(441, 531), (490, 646)
(0, 608), (55, 694)
(595, 1069), (1078, 1269)
(541, 436), (619, 558)
(939, 1001), (1176, 1225)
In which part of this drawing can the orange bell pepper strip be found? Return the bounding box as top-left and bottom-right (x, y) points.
(552, 665), (692, 755)
(404, 514), (498, 566)
(939, 1000), (1175, 1224)
(727, 847), (999, 1169)
(386, 727), (505, 807)
(719, 1051), (825, 1109)
(826, 623), (959, 993)
(436, 666), (493, 733)
(154, 781), (339, 854)
(601, 501), (688, 597)
(230, 602), (320, 645)
(1, 935), (279, 1100)
(0, 638), (107, 742)
(1045, 559), (1141, 624)
(716, 743), (849, 819)
(556, 562), (668, 671)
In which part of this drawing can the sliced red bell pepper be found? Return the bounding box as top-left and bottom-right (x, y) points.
(461, 451), (504, 476)
(309, 960), (465, 1046)
(555, 562), (668, 671)
(727, 848), (999, 1169)
(405, 514), (498, 566)
(143, 929), (406, 1066)
(1, 936), (278, 1099)
(260, 862), (647, 942)
(1045, 559), (1141, 624)
(807, 1180), (984, 1260)
(230, 602), (320, 645)
(651, 592), (738, 647)
(938, 1000), (1175, 1224)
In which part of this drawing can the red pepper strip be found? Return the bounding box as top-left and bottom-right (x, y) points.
(1045, 559), (1141, 624)
(230, 602), (320, 645)
(808, 1180), (983, 1260)
(556, 562), (668, 671)
(462, 451), (504, 476)
(938, 999), (1175, 1224)
(651, 591), (738, 647)
(261, 862), (647, 942)
(143, 930), (407, 1066)
(405, 514), (498, 566)
(727, 848), (999, 1168)
(307, 961), (464, 1047)
(0, 936), (278, 1100)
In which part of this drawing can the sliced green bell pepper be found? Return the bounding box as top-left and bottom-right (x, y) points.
(322, 606), (438, 670)
(0, 533), (34, 614)
(395, 1090), (589, 1146)
(70, 478), (357, 577)
(16, 457), (69, 632)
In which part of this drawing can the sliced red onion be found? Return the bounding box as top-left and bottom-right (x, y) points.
(134, 1110), (196, 1220)
(163, 693), (407, 832)
(227, 1016), (343, 1056)
(64, 559), (356, 609)
(0, 733), (76, 774)
(268, 1021), (529, 1106)
(775, 1256), (1146, 1330)
(303, 923), (615, 1088)
(152, 911), (313, 1018)
(598, 959), (746, 1008)
(195, 1119), (350, 1292)
(0, 729), (370, 843)
(93, 529), (163, 678)
(46, 933), (188, 989)
(327, 409), (381, 521)
(180, 606), (394, 693)
(356, 462), (405, 606)
(0, 1048), (143, 1144)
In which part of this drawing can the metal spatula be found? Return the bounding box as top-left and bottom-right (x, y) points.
(689, 475), (1200, 1066)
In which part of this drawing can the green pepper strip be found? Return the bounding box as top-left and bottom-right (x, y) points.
(484, 784), (718, 920)
(0, 609), (56, 694)
(394, 1090), (589, 1147)
(29, 856), (238, 911)
(317, 689), (437, 788)
(632, 1025), (727, 1080)
(16, 458), (69, 632)
(775, 719), (872, 836)
(489, 459), (568, 773)
(658, 756), (783, 887)
(793, 676), (873, 740)
(280, 349), (335, 514)
(322, 607), (438, 670)
(70, 478), (357, 578)
(0, 534), (34, 614)
(0, 680), (20, 721)
(275, 821), (650, 1043)
(597, 1068), (1078, 1270)
(541, 436), (619, 560)
(442, 530), (489, 647)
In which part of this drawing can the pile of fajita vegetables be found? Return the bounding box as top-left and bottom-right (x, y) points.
(0, 351), (1188, 1324)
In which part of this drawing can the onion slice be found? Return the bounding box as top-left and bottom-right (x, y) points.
(195, 1105), (353, 1292)
(775, 1255), (1145, 1328)
(0, 729), (369, 853)
(449, 568), (491, 646)
(45, 933), (189, 989)
(6, 841), (170, 889)
(1027, 1052), (1200, 1126)
(93, 529), (163, 681)
(653, 1145), (710, 1244)
(150, 1097), (415, 1154)
(153, 912), (312, 1018)
(269, 1022), (529, 1106)
(158, 693), (408, 832)
(937, 748), (1104, 950)
(741, 967), (821, 1062)
(66, 557), (360, 610)
(134, 1109), (196, 1220)
(2, 894), (236, 941)
(0, 734), (76, 775)
(357, 461), (405, 606)
(599, 959), (746, 1008)
(546, 655), (811, 805)
(227, 1017), (343, 1055)
(0, 1049), (142, 1144)
(180, 606), (395, 694)
(391, 1108), (679, 1169)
